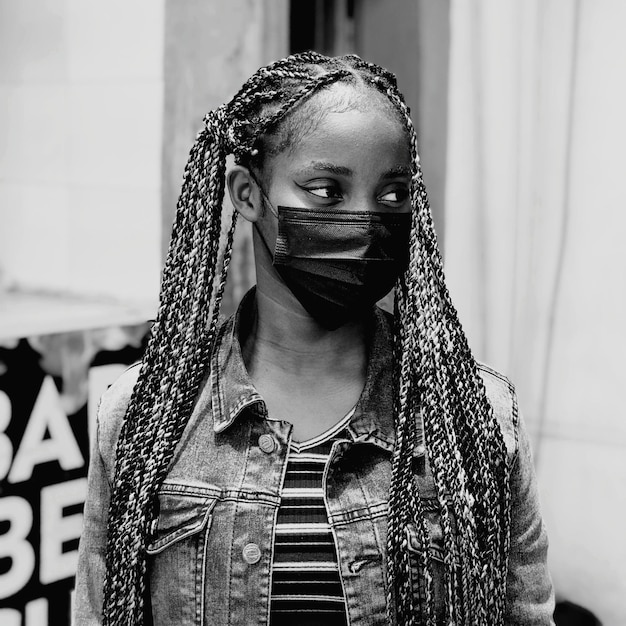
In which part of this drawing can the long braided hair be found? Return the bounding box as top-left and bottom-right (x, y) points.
(102, 52), (511, 625)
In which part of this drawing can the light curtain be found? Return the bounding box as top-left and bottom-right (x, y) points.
(443, 2), (626, 621)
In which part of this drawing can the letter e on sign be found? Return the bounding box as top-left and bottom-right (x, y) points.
(0, 496), (35, 599)
(40, 478), (87, 585)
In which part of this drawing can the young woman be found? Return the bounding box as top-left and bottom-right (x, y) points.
(74, 52), (554, 626)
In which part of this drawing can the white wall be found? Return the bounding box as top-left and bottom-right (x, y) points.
(0, 0), (163, 302)
(444, 1), (626, 623)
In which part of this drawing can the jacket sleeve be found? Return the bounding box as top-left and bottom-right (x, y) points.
(73, 403), (110, 625)
(505, 409), (555, 625)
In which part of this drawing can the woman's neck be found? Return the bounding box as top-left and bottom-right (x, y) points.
(241, 288), (368, 380)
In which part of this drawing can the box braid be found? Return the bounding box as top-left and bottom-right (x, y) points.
(101, 51), (511, 625)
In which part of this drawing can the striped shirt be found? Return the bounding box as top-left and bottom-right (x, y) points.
(269, 409), (354, 626)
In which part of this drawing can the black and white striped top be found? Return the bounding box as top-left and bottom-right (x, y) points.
(269, 409), (354, 626)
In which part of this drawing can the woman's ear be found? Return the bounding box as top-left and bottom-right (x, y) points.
(227, 166), (263, 223)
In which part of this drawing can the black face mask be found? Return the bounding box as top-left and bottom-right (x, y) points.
(258, 205), (411, 330)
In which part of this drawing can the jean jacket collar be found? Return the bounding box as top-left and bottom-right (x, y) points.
(209, 289), (398, 453)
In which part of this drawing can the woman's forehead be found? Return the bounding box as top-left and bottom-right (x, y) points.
(270, 105), (410, 182)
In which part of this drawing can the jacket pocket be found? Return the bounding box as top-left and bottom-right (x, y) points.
(146, 489), (218, 626)
(146, 491), (217, 554)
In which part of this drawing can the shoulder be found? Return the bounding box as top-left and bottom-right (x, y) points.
(476, 362), (519, 461)
(95, 363), (142, 481)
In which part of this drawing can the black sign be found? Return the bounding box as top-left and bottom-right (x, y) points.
(0, 327), (148, 625)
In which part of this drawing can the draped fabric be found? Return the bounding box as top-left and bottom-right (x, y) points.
(443, 2), (626, 623)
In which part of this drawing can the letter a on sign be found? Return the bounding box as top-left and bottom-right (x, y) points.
(8, 376), (84, 484)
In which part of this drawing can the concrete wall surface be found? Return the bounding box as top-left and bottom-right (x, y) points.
(161, 0), (288, 314)
(0, 0), (164, 302)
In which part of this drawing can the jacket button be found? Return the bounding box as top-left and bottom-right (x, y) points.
(242, 542), (262, 564)
(258, 433), (276, 454)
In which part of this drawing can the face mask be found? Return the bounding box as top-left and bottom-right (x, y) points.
(257, 204), (411, 330)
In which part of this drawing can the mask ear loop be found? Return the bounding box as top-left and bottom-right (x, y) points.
(247, 168), (279, 218)
(245, 168), (280, 263)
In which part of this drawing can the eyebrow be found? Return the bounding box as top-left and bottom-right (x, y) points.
(303, 161), (353, 176)
(381, 165), (412, 179)
(299, 161), (411, 178)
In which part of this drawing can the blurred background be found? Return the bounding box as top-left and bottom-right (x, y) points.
(0, 1), (624, 624)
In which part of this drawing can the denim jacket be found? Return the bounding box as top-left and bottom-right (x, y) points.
(74, 299), (555, 625)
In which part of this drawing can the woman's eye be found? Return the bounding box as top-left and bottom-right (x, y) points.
(379, 187), (410, 205)
(306, 185), (342, 200)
